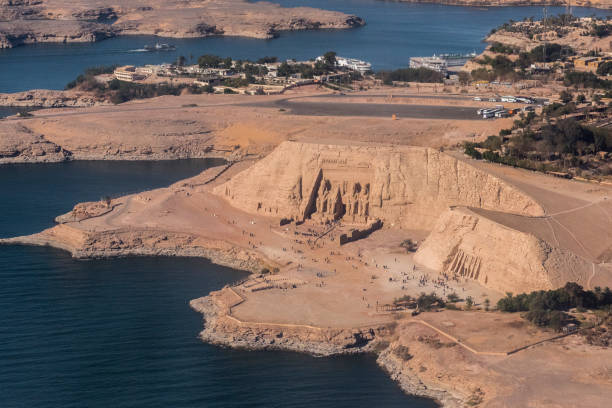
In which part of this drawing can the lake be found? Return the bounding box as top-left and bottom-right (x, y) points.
(0, 160), (438, 407)
(0, 0), (608, 92)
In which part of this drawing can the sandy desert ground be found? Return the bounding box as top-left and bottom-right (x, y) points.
(0, 85), (520, 163)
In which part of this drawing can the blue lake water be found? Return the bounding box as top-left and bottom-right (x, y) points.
(0, 107), (35, 119)
(0, 0), (609, 92)
(0, 160), (437, 407)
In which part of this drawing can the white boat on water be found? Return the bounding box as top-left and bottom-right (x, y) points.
(144, 43), (176, 51)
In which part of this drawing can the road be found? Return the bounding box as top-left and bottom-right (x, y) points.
(249, 99), (481, 120)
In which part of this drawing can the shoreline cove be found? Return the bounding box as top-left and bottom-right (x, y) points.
(0, 159), (439, 407)
(0, 233), (455, 407)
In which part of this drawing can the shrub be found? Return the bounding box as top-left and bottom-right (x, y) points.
(489, 42), (517, 54)
(564, 71), (612, 90)
(447, 292), (460, 303)
(597, 61), (612, 76)
(465, 296), (474, 310)
(560, 90), (573, 103)
(400, 239), (418, 252)
(464, 142), (482, 159)
(416, 292), (445, 311)
(393, 345), (413, 361)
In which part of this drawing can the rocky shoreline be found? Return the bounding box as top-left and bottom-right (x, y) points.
(189, 294), (464, 407)
(377, 348), (463, 408)
(0, 228), (268, 274)
(0, 90), (108, 109)
(0, 149), (227, 165)
(0, 120), (230, 165)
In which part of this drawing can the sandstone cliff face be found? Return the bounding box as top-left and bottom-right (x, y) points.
(214, 141), (544, 230)
(0, 0), (364, 48)
(0, 19), (115, 48)
(414, 207), (596, 293)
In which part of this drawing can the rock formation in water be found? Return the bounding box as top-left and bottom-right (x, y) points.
(0, 0), (365, 48)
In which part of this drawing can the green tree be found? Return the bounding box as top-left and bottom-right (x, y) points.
(447, 292), (460, 303)
(465, 296), (474, 310)
(277, 61), (294, 77)
(560, 90), (573, 104)
(596, 61), (612, 76)
(198, 54), (223, 68)
(257, 56), (278, 64)
(323, 51), (337, 67)
(458, 71), (471, 85)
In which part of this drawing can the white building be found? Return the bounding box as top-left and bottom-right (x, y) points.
(113, 66), (145, 82)
(409, 56), (448, 74)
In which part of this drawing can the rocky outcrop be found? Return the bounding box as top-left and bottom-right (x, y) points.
(0, 89), (108, 108)
(0, 19), (115, 48)
(215, 141), (544, 230)
(0, 113), (220, 164)
(54, 201), (114, 223)
(0, 122), (71, 163)
(414, 207), (598, 293)
(191, 294), (389, 356)
(0, 0), (365, 48)
(377, 345), (463, 408)
(1, 224), (268, 273)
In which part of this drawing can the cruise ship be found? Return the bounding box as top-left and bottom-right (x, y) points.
(335, 57), (372, 74)
(438, 52), (477, 68)
(316, 55), (373, 74)
(409, 51), (477, 74)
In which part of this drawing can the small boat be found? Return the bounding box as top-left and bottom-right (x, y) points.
(143, 43), (176, 51)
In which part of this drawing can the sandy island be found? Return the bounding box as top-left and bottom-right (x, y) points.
(0, 0), (364, 48)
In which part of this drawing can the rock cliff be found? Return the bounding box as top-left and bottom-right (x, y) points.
(0, 89), (108, 108)
(414, 207), (598, 293)
(214, 141), (544, 230)
(0, 122), (71, 163)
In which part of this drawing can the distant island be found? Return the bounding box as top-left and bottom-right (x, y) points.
(0, 0), (364, 48)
